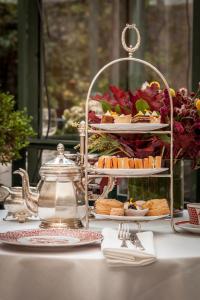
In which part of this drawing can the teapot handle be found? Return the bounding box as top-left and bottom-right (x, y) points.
(0, 186), (10, 201)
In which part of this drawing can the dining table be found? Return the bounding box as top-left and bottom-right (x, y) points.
(0, 209), (199, 300)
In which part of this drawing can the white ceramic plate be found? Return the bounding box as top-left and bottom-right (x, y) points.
(90, 123), (168, 131)
(91, 168), (168, 176)
(175, 221), (200, 234)
(0, 228), (103, 247)
(92, 212), (169, 222)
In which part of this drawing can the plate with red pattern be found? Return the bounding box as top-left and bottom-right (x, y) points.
(175, 220), (200, 234)
(0, 228), (103, 247)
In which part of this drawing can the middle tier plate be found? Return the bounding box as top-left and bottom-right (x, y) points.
(90, 168), (168, 176)
(90, 123), (168, 131)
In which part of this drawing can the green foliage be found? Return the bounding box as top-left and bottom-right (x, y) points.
(0, 92), (35, 164)
(100, 100), (112, 113)
(135, 99), (150, 113)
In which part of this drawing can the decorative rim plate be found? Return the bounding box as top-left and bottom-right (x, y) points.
(0, 228), (103, 247)
(92, 212), (169, 222)
(91, 168), (168, 176)
(90, 123), (168, 131)
(175, 220), (200, 234)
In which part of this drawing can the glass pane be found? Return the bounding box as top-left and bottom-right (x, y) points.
(0, 0), (18, 96)
(128, 0), (193, 90)
(42, 0), (125, 136)
(0, 0), (18, 189)
(42, 0), (193, 136)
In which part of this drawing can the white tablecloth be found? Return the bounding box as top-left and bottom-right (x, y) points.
(0, 210), (199, 300)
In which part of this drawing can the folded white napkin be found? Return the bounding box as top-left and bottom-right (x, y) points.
(101, 228), (156, 266)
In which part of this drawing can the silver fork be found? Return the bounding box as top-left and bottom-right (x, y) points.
(118, 223), (129, 248)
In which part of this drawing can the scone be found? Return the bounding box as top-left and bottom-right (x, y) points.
(95, 199), (123, 215)
(110, 208), (124, 216)
(144, 199), (170, 216)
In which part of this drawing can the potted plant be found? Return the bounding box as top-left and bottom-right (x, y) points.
(0, 92), (35, 196)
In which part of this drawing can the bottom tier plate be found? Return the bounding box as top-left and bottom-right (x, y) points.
(92, 212), (169, 222)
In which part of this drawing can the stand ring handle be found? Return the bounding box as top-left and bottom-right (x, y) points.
(121, 24), (141, 57)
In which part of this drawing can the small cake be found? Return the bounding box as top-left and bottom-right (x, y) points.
(104, 156), (112, 168)
(95, 199), (124, 215)
(144, 199), (170, 216)
(150, 111), (161, 123)
(117, 157), (129, 168)
(138, 159), (143, 169)
(155, 156), (162, 168)
(101, 111), (114, 123)
(143, 157), (149, 168)
(97, 156), (105, 168)
(110, 207), (124, 216)
(148, 156), (154, 168)
(132, 111), (151, 123)
(114, 114), (132, 123)
(129, 158), (135, 168)
(112, 156), (118, 168)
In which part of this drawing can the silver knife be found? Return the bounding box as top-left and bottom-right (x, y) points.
(130, 233), (145, 251)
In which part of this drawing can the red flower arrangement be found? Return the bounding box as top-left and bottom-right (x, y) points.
(89, 82), (200, 168)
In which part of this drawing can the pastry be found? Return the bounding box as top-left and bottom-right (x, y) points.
(144, 199), (170, 216)
(104, 156), (112, 168)
(117, 157), (129, 168)
(110, 207), (124, 216)
(95, 199), (123, 215)
(101, 111), (114, 123)
(138, 159), (143, 169)
(148, 156), (154, 168)
(150, 111), (161, 123)
(134, 158), (140, 168)
(132, 111), (151, 123)
(114, 114), (132, 123)
(112, 156), (118, 168)
(143, 157), (149, 168)
(97, 156), (105, 168)
(129, 158), (135, 168)
(155, 156), (162, 168)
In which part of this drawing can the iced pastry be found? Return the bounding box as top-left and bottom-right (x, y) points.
(114, 114), (132, 123)
(101, 111), (114, 123)
(132, 111), (151, 123)
(150, 111), (161, 123)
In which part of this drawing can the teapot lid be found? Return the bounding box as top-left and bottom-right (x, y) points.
(45, 143), (76, 167)
(40, 143), (81, 177)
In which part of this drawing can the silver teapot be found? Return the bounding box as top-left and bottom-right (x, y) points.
(2, 186), (38, 222)
(15, 143), (85, 228)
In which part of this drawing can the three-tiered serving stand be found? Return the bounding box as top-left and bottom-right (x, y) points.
(81, 24), (175, 231)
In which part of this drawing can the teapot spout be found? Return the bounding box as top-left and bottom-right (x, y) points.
(14, 169), (38, 215)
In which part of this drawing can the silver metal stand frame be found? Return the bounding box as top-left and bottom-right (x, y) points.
(82, 24), (175, 231)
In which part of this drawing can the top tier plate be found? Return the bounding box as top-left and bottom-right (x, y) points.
(90, 123), (169, 131)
